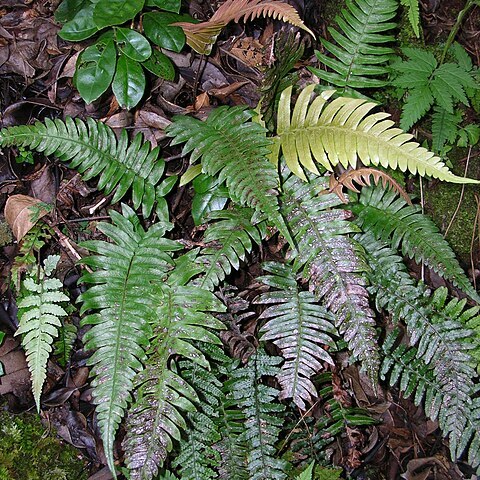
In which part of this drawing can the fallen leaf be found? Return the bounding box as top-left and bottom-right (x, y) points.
(5, 194), (49, 240)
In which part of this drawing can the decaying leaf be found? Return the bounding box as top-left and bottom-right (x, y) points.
(5, 194), (50, 241)
(173, 0), (314, 54)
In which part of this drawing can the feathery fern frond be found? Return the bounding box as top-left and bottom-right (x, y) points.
(351, 185), (480, 302)
(400, 0), (420, 37)
(78, 204), (182, 476)
(327, 167), (412, 205)
(229, 349), (288, 480)
(166, 107), (294, 245)
(0, 118), (177, 217)
(173, 0), (313, 55)
(123, 268), (226, 480)
(53, 321), (77, 367)
(309, 0), (397, 89)
(193, 208), (264, 290)
(359, 232), (480, 464)
(280, 171), (380, 380)
(275, 85), (479, 184)
(15, 255), (69, 411)
(255, 261), (337, 409)
(431, 106), (463, 153)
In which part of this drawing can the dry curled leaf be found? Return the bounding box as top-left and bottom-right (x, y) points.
(327, 167), (412, 205)
(4, 194), (50, 241)
(173, 0), (314, 54)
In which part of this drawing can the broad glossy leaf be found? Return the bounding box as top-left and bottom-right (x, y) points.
(115, 28), (152, 62)
(74, 39), (116, 103)
(141, 49), (175, 80)
(145, 0), (181, 12)
(55, 0), (95, 23)
(143, 12), (185, 52)
(58, 1), (98, 41)
(112, 55), (146, 109)
(93, 0), (144, 29)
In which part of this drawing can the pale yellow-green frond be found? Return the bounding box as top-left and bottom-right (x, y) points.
(275, 85), (480, 184)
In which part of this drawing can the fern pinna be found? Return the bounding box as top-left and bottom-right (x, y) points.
(15, 255), (69, 411)
(0, 117), (177, 217)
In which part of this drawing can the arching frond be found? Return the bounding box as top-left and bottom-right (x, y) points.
(275, 85), (480, 184)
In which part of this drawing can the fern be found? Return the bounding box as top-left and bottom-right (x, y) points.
(391, 45), (478, 131)
(431, 106), (463, 153)
(400, 0), (420, 37)
(229, 349), (288, 480)
(78, 204), (183, 476)
(309, 0), (398, 90)
(193, 208), (264, 290)
(255, 261), (337, 409)
(359, 232), (480, 465)
(15, 255), (69, 411)
(0, 118), (177, 217)
(173, 0), (313, 55)
(351, 185), (480, 302)
(166, 107), (294, 245)
(53, 321), (77, 367)
(275, 85), (479, 184)
(280, 171), (380, 380)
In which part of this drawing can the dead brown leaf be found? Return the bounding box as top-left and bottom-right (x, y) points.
(5, 194), (49, 240)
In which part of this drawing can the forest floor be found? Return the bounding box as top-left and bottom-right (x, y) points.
(0, 0), (479, 479)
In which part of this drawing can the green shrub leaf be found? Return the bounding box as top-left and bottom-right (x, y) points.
(58, 1), (98, 41)
(145, 0), (181, 12)
(112, 54), (146, 109)
(142, 49), (176, 81)
(74, 39), (117, 104)
(143, 12), (186, 52)
(93, 0), (144, 29)
(115, 28), (152, 62)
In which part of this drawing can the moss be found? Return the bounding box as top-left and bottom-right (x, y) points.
(0, 409), (88, 480)
(0, 220), (13, 247)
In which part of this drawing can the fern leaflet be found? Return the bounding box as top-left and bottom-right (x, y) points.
(309, 0), (398, 89)
(400, 0), (420, 37)
(0, 117), (177, 217)
(351, 185), (480, 302)
(15, 255), (69, 411)
(431, 106), (463, 153)
(275, 85), (478, 183)
(255, 261), (337, 409)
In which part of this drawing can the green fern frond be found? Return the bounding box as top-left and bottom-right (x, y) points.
(229, 349), (288, 480)
(359, 232), (480, 464)
(166, 107), (294, 246)
(53, 321), (77, 367)
(123, 270), (226, 480)
(351, 185), (480, 302)
(431, 106), (463, 153)
(275, 84), (479, 184)
(400, 0), (420, 37)
(0, 118), (177, 217)
(78, 204), (182, 476)
(193, 208), (264, 290)
(255, 261), (337, 409)
(15, 255), (69, 411)
(280, 171), (380, 379)
(309, 0), (397, 89)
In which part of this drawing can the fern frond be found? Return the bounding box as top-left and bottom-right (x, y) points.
(53, 321), (77, 367)
(309, 0), (397, 89)
(351, 185), (480, 302)
(275, 85), (479, 184)
(229, 349), (288, 480)
(0, 118), (176, 217)
(255, 261), (337, 409)
(360, 232), (480, 464)
(193, 208), (264, 290)
(78, 204), (182, 476)
(400, 0), (420, 37)
(166, 107), (294, 245)
(327, 167), (412, 204)
(123, 271), (226, 480)
(15, 255), (69, 411)
(431, 106), (462, 153)
(173, 0), (313, 55)
(280, 171), (380, 380)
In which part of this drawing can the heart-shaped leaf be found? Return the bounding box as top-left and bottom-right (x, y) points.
(115, 28), (152, 62)
(143, 12), (185, 52)
(141, 49), (175, 80)
(74, 39), (117, 103)
(93, 0), (144, 29)
(112, 55), (146, 109)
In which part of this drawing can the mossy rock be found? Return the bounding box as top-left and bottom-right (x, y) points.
(0, 409), (88, 480)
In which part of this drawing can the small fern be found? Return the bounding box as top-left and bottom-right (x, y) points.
(255, 261), (337, 409)
(431, 106), (463, 153)
(275, 84), (479, 184)
(400, 0), (420, 37)
(351, 185), (480, 302)
(309, 0), (398, 90)
(53, 321), (77, 367)
(280, 171), (380, 380)
(166, 107), (294, 245)
(15, 255), (69, 411)
(0, 117), (177, 217)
